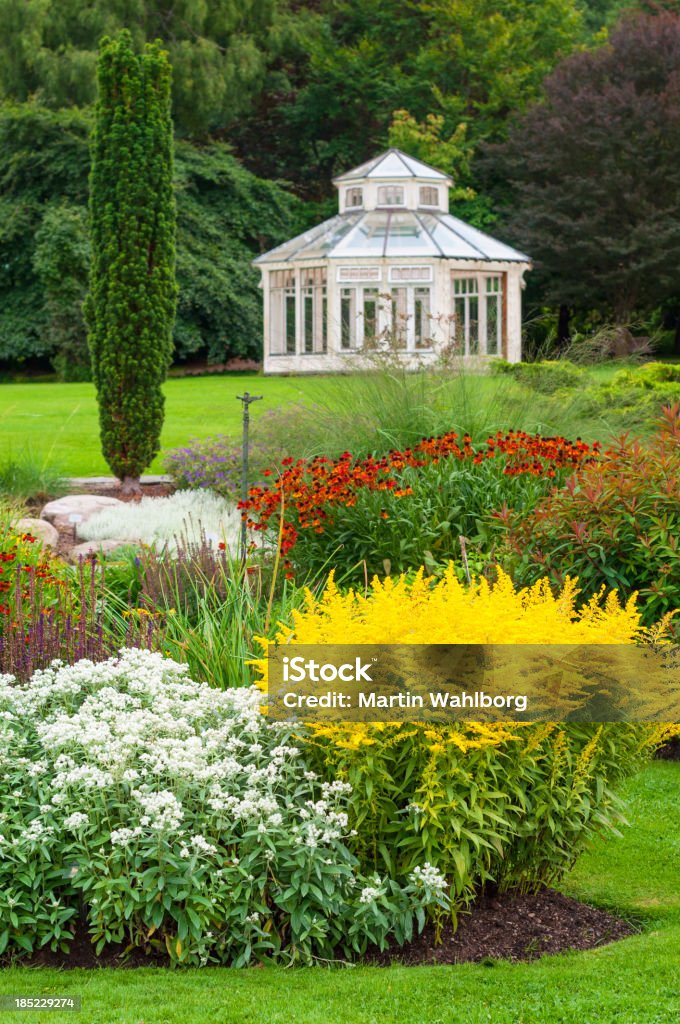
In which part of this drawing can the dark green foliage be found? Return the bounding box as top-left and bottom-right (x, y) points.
(33, 204), (91, 380)
(235, 0), (585, 201)
(0, 0), (288, 137)
(0, 103), (91, 365)
(490, 10), (680, 323)
(0, 103), (298, 371)
(86, 32), (177, 483)
(173, 143), (301, 362)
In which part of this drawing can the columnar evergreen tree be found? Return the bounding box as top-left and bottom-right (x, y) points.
(86, 31), (177, 493)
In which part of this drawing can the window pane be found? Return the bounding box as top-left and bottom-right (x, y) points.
(285, 291), (296, 354)
(304, 291), (314, 353)
(469, 296), (479, 355)
(341, 288), (355, 349)
(453, 297), (466, 350)
(390, 288), (408, 349)
(322, 292), (327, 353)
(419, 186), (438, 206)
(378, 185), (404, 206)
(363, 288), (378, 348)
(486, 291), (500, 356)
(414, 287), (431, 349)
(453, 276), (478, 296)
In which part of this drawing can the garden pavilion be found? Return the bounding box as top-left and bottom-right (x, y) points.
(254, 149), (531, 373)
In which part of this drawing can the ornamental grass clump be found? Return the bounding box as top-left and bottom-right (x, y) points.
(0, 650), (448, 965)
(103, 531), (306, 689)
(256, 568), (675, 905)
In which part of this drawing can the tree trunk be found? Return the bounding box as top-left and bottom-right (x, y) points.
(120, 475), (142, 497)
(557, 305), (571, 350)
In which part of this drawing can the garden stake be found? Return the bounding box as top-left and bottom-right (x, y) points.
(236, 391), (263, 562)
(459, 535), (471, 585)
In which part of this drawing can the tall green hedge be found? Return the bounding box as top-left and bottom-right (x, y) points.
(86, 32), (177, 487)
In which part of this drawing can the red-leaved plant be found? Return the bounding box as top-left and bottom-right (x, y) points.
(499, 405), (680, 629)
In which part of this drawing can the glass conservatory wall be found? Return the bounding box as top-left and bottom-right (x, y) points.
(451, 273), (503, 357)
(269, 267), (327, 356)
(339, 280), (434, 353)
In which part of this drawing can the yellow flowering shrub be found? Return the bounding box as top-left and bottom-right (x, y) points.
(257, 567), (675, 904)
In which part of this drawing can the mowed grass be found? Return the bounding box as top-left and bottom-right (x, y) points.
(0, 376), (334, 476)
(0, 762), (677, 1024)
(0, 368), (612, 478)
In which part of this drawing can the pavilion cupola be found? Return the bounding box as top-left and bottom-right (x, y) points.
(333, 149), (452, 214)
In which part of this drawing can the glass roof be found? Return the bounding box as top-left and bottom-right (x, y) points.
(333, 148), (451, 182)
(254, 211), (530, 264)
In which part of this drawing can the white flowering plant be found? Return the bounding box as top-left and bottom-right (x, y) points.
(0, 650), (448, 966)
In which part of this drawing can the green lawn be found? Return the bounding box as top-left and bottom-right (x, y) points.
(0, 367), (612, 478)
(0, 358), (670, 478)
(0, 376), (333, 476)
(1, 762), (677, 1024)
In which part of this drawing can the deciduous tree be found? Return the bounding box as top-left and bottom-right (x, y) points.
(490, 10), (680, 346)
(0, 0), (286, 136)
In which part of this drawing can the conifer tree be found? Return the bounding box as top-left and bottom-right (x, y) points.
(86, 30), (177, 493)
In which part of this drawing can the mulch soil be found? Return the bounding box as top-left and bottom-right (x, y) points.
(365, 887), (634, 966)
(13, 887), (634, 969)
(656, 736), (680, 761)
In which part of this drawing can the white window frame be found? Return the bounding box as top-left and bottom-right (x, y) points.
(345, 187), (363, 209)
(418, 186), (439, 208)
(388, 265), (433, 284)
(377, 185), (405, 207)
(387, 285), (434, 352)
(300, 267), (327, 355)
(451, 273), (503, 357)
(340, 285), (383, 351)
(337, 266), (381, 283)
(268, 269), (297, 356)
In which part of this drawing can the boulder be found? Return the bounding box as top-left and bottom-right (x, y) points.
(69, 538), (139, 563)
(41, 494), (124, 531)
(14, 517), (60, 550)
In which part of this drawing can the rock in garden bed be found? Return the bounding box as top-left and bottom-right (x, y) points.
(41, 494), (124, 530)
(68, 538), (141, 562)
(365, 888), (634, 966)
(14, 517), (59, 550)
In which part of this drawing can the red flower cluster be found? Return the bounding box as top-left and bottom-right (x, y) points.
(0, 534), (64, 616)
(238, 429), (600, 556)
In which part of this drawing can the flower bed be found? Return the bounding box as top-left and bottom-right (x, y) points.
(501, 408), (680, 628)
(240, 429), (601, 579)
(0, 649), (448, 966)
(256, 567), (675, 898)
